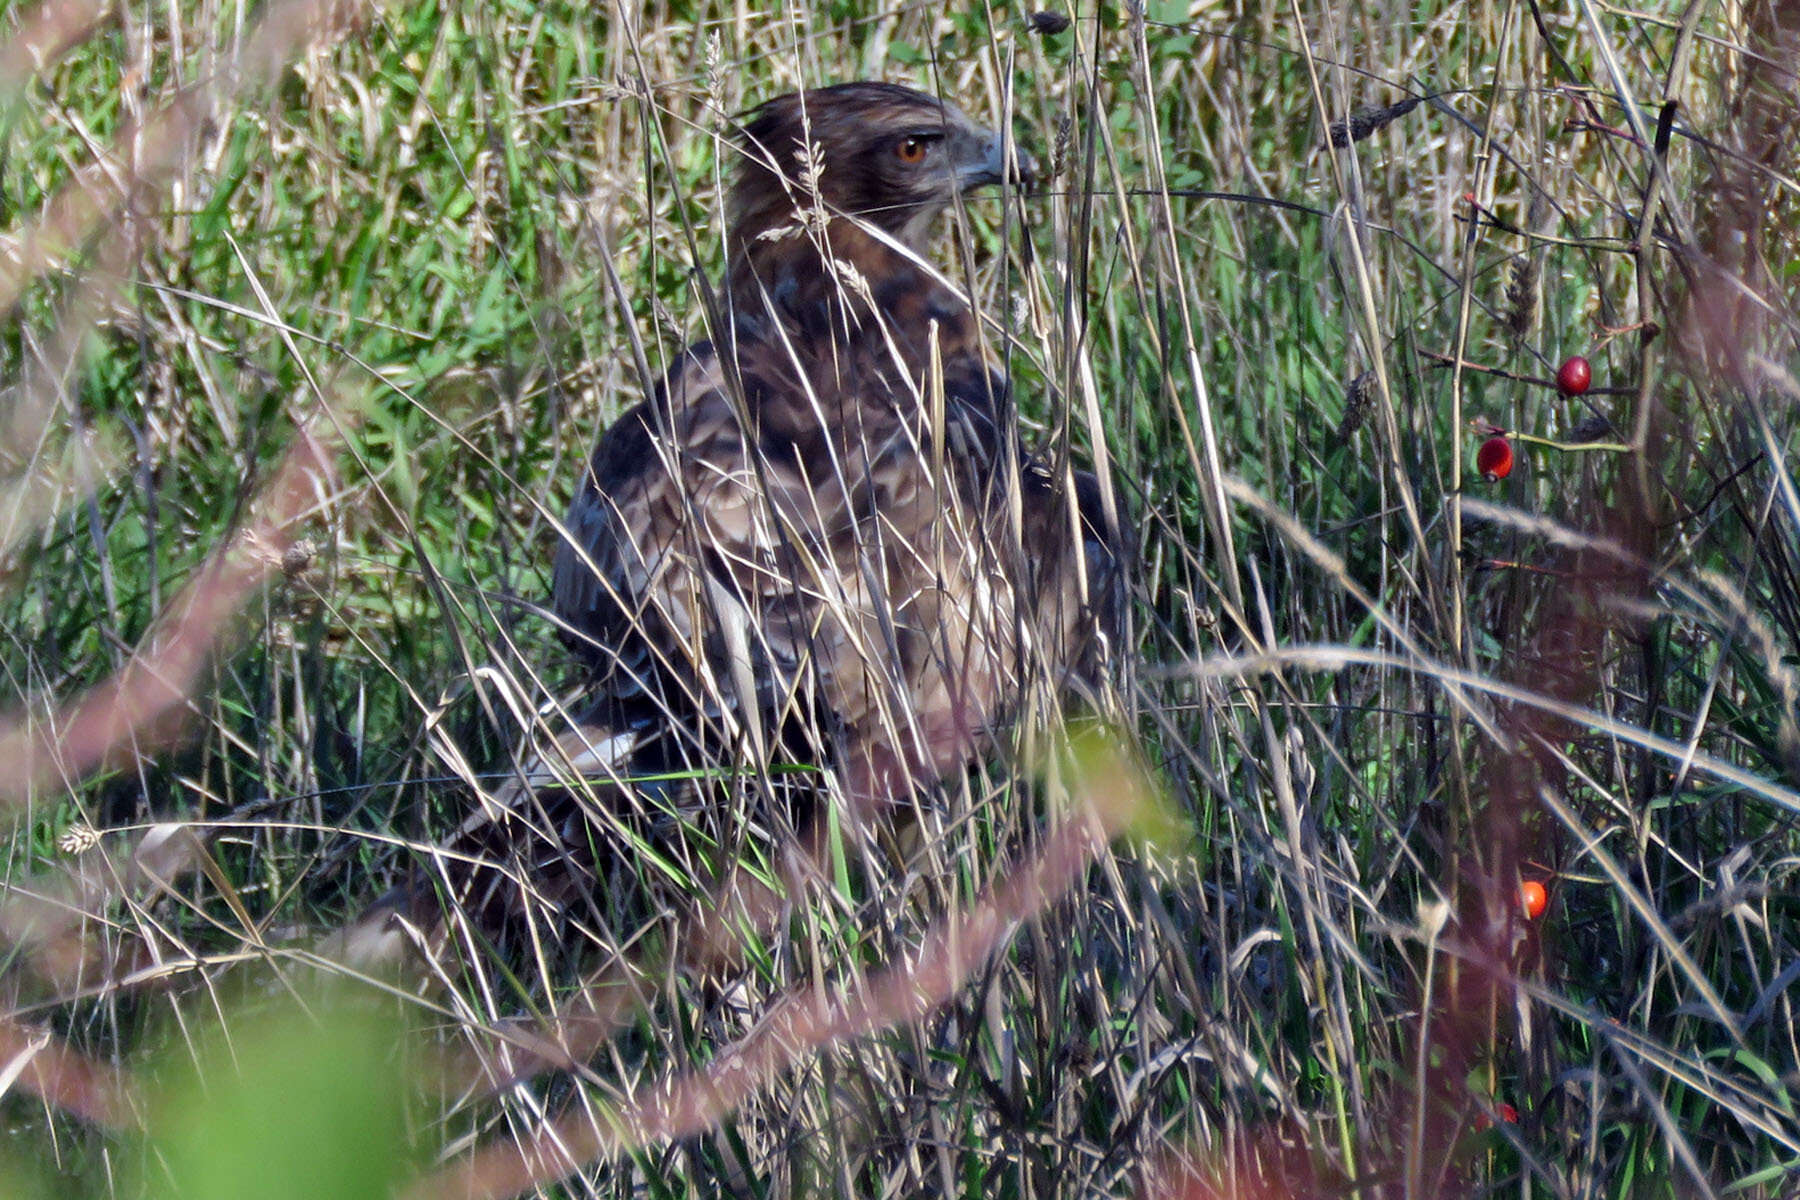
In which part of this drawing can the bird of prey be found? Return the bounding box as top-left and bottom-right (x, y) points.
(338, 83), (1123, 953)
(546, 81), (1122, 823)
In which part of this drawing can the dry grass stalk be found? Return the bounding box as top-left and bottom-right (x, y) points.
(0, 0), (1796, 1194)
(407, 745), (1149, 1200)
(0, 1014), (136, 1129)
(0, 0), (110, 97)
(0, 0), (369, 315)
(0, 421), (341, 808)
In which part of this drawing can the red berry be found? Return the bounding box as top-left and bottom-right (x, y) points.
(1520, 879), (1548, 918)
(1556, 355), (1592, 396)
(1475, 435), (1514, 483)
(1473, 1101), (1519, 1131)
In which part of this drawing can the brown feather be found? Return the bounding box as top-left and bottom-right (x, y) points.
(333, 84), (1126, 950)
(552, 83), (1116, 815)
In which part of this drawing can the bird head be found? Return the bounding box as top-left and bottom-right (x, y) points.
(730, 82), (1036, 250)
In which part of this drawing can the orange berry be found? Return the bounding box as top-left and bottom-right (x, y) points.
(1475, 435), (1514, 482)
(1556, 355), (1592, 396)
(1520, 879), (1548, 919)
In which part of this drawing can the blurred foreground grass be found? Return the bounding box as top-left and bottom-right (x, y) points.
(1, 0), (1798, 1196)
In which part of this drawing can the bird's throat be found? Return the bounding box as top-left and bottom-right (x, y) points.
(725, 214), (976, 372)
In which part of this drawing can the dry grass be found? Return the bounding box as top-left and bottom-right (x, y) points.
(0, 1), (1797, 1197)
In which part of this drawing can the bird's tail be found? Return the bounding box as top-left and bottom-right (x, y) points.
(319, 720), (646, 975)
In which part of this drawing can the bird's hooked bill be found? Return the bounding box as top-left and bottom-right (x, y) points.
(962, 135), (1039, 194)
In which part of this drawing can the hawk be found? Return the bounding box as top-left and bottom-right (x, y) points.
(336, 83), (1124, 954)
(547, 81), (1122, 818)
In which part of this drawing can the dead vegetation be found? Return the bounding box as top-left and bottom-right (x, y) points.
(0, 0), (1797, 1197)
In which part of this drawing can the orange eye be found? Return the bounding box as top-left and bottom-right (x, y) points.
(895, 137), (928, 163)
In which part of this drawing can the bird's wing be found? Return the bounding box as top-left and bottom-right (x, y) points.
(550, 339), (853, 740)
(549, 317), (1121, 812)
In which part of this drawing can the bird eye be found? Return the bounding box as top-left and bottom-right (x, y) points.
(895, 136), (929, 164)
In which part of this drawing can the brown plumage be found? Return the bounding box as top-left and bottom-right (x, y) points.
(550, 81), (1121, 813)
(331, 83), (1122, 958)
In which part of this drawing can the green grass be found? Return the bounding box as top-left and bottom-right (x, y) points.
(2, 0), (1798, 1197)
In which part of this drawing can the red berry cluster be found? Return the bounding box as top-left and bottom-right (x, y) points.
(1472, 355), (1596, 484)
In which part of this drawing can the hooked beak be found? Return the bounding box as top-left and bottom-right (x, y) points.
(960, 133), (1039, 194)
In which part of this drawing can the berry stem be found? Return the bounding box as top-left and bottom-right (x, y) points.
(1507, 430), (1634, 454)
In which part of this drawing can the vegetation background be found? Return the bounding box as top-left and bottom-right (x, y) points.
(0, 0), (1796, 1196)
